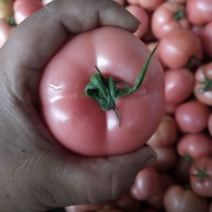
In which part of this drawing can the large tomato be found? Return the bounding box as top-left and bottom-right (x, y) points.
(39, 27), (165, 156)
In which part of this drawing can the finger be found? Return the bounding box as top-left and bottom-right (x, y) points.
(34, 146), (156, 209)
(0, 0), (140, 103)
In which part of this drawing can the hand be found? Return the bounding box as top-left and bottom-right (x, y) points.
(0, 1), (156, 211)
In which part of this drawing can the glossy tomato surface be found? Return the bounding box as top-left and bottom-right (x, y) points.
(39, 27), (165, 156)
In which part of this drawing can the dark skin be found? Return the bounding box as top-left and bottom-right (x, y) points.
(0, 0), (157, 211)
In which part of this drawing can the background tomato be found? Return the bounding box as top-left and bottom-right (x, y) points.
(194, 62), (212, 106)
(151, 2), (190, 39)
(39, 27), (165, 156)
(158, 29), (202, 69)
(164, 68), (194, 104)
(175, 100), (210, 133)
(137, 0), (164, 11)
(190, 157), (212, 197)
(164, 185), (209, 212)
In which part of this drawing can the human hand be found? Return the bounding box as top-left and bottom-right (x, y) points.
(0, 0), (156, 211)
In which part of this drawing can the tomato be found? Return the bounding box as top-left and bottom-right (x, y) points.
(199, 22), (212, 58)
(147, 115), (177, 147)
(190, 157), (212, 198)
(0, 0), (13, 19)
(177, 133), (212, 160)
(175, 100), (210, 133)
(152, 146), (177, 171)
(165, 101), (178, 114)
(14, 0), (43, 24)
(158, 29), (202, 69)
(167, 0), (187, 4)
(194, 62), (212, 106)
(130, 166), (159, 200)
(126, 5), (149, 38)
(39, 27), (165, 156)
(147, 173), (175, 209)
(151, 2), (190, 39)
(0, 18), (13, 48)
(114, 0), (125, 5)
(164, 185), (209, 212)
(186, 0), (212, 26)
(137, 0), (164, 11)
(165, 69), (194, 104)
(208, 113), (212, 136)
(174, 157), (191, 184)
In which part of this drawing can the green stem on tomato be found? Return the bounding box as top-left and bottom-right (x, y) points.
(85, 46), (157, 125)
(196, 69), (212, 93)
(174, 9), (185, 21)
(191, 165), (208, 180)
(186, 55), (202, 69)
(7, 15), (17, 26)
(183, 154), (194, 164)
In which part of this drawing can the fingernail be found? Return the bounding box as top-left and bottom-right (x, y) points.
(145, 156), (156, 167)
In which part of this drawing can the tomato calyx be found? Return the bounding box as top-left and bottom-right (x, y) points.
(196, 69), (212, 93)
(7, 16), (17, 26)
(183, 154), (194, 164)
(186, 55), (201, 69)
(85, 46), (157, 125)
(191, 165), (209, 180)
(174, 9), (185, 21)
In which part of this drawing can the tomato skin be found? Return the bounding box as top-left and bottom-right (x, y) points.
(186, 0), (212, 26)
(175, 100), (210, 133)
(208, 113), (212, 136)
(126, 5), (149, 38)
(158, 29), (202, 69)
(165, 101), (178, 114)
(147, 173), (175, 209)
(164, 185), (209, 212)
(194, 62), (212, 106)
(190, 157), (212, 197)
(177, 133), (212, 160)
(14, 0), (43, 24)
(147, 115), (177, 148)
(42, 0), (54, 6)
(165, 69), (194, 104)
(39, 27), (165, 156)
(199, 22), (212, 58)
(131, 167), (160, 200)
(137, 0), (164, 11)
(151, 2), (190, 39)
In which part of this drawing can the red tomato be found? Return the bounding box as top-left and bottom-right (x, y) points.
(114, 0), (125, 5)
(164, 185), (209, 212)
(175, 100), (210, 133)
(158, 29), (202, 69)
(177, 133), (212, 160)
(0, 0), (13, 19)
(194, 62), (212, 106)
(165, 101), (178, 114)
(186, 0), (212, 26)
(14, 0), (43, 24)
(190, 157), (212, 198)
(126, 5), (149, 38)
(208, 113), (212, 136)
(137, 0), (164, 11)
(167, 0), (187, 4)
(152, 146), (177, 171)
(147, 173), (175, 209)
(39, 27), (165, 156)
(147, 115), (177, 147)
(174, 157), (191, 184)
(200, 22), (212, 58)
(151, 2), (190, 39)
(0, 18), (13, 48)
(165, 69), (194, 104)
(131, 166), (160, 200)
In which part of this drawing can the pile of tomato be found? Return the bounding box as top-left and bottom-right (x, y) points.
(1, 0), (212, 211)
